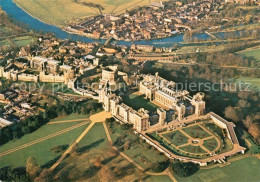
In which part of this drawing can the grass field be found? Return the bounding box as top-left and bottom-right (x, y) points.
(123, 93), (159, 112)
(78, 123), (109, 150)
(0, 114), (90, 168)
(176, 157), (260, 182)
(0, 123), (88, 168)
(12, 35), (36, 47)
(233, 77), (260, 90)
(162, 130), (189, 146)
(237, 46), (260, 63)
(14, 0), (167, 26)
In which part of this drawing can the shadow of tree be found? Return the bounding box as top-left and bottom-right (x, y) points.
(41, 155), (62, 168)
(77, 139), (104, 153)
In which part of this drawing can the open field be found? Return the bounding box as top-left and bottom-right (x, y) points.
(12, 35), (36, 47)
(0, 123), (88, 168)
(14, 0), (167, 26)
(78, 123), (109, 150)
(237, 46), (260, 63)
(233, 77), (260, 90)
(175, 157), (260, 182)
(0, 35), (36, 49)
(123, 92), (159, 112)
(0, 114), (90, 168)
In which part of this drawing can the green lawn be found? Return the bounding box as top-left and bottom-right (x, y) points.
(182, 125), (211, 139)
(143, 175), (172, 182)
(234, 77), (260, 90)
(238, 47), (260, 62)
(0, 120), (86, 153)
(176, 157), (260, 182)
(162, 130), (189, 146)
(78, 123), (109, 150)
(0, 39), (10, 47)
(123, 93), (159, 112)
(0, 124), (87, 168)
(12, 36), (36, 47)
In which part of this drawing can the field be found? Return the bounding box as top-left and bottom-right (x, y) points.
(0, 114), (89, 168)
(14, 0), (168, 26)
(123, 91), (159, 112)
(233, 77), (260, 90)
(237, 46), (260, 63)
(175, 157), (260, 182)
(0, 35), (36, 50)
(0, 24), (36, 50)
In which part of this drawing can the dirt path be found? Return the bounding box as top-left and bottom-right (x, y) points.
(50, 111), (112, 171)
(102, 121), (113, 145)
(102, 120), (178, 182)
(50, 122), (96, 171)
(0, 121), (89, 157)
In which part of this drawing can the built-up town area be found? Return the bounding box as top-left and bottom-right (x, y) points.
(67, 0), (222, 40)
(0, 0), (260, 181)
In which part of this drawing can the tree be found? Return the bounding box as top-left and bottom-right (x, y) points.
(151, 161), (169, 172)
(224, 106), (239, 122)
(34, 169), (52, 182)
(26, 157), (41, 178)
(243, 115), (253, 128)
(171, 162), (199, 177)
(248, 123), (260, 143)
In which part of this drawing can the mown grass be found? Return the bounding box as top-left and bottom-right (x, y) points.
(0, 124), (88, 168)
(77, 123), (109, 150)
(238, 47), (260, 62)
(176, 157), (260, 182)
(0, 120), (87, 153)
(123, 93), (159, 112)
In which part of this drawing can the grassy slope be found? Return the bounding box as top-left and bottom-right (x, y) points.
(78, 123), (109, 149)
(0, 114), (90, 168)
(176, 157), (260, 182)
(14, 0), (163, 26)
(0, 124), (88, 168)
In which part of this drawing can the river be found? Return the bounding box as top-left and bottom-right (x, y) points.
(0, 0), (213, 47)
